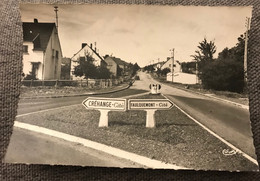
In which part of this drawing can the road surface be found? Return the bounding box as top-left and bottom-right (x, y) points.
(5, 127), (142, 167)
(7, 72), (256, 168)
(132, 71), (256, 158)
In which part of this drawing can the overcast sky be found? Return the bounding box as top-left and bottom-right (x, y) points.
(20, 4), (252, 67)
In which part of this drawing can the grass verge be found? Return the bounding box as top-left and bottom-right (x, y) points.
(20, 83), (130, 98)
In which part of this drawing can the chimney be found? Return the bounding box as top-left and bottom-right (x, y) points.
(95, 47), (96, 52)
(34, 18), (38, 23)
(90, 43), (93, 49)
(81, 43), (87, 49)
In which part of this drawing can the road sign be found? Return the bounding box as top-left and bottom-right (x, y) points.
(128, 99), (174, 110)
(82, 97), (126, 111)
(149, 84), (161, 94)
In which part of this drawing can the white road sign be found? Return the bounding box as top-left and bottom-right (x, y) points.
(128, 99), (174, 110)
(82, 97), (126, 111)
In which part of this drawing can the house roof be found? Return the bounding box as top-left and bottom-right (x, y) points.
(23, 22), (56, 51)
(107, 56), (129, 66)
(71, 43), (107, 66)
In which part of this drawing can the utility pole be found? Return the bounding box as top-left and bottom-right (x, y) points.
(244, 17), (250, 82)
(170, 48), (174, 82)
(54, 6), (59, 33)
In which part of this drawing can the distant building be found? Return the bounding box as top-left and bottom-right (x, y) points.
(22, 19), (62, 80)
(152, 61), (165, 71)
(104, 56), (130, 77)
(70, 43), (107, 80)
(161, 57), (181, 72)
(162, 58), (198, 84)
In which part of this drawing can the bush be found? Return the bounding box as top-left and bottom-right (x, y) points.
(161, 68), (171, 76)
(200, 59), (244, 93)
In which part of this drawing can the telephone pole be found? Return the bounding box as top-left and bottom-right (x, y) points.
(170, 48), (174, 82)
(244, 17), (250, 82)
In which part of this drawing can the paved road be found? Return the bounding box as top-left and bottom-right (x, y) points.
(5, 127), (142, 167)
(13, 74), (256, 166)
(132, 72), (256, 158)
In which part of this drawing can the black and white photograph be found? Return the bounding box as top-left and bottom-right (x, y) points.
(4, 4), (258, 171)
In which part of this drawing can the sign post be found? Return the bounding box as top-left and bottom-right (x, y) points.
(128, 99), (174, 128)
(82, 97), (126, 127)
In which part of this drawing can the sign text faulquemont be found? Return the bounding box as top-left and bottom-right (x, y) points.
(128, 99), (174, 110)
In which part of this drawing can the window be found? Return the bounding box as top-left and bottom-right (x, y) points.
(169, 64), (171, 67)
(23, 45), (28, 53)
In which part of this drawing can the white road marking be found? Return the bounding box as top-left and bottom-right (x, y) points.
(14, 121), (188, 170)
(161, 94), (258, 166)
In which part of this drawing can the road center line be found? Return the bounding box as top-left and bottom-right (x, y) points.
(14, 121), (188, 170)
(161, 94), (258, 166)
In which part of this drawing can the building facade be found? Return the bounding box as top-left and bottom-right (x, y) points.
(70, 43), (107, 80)
(104, 56), (129, 77)
(23, 19), (62, 80)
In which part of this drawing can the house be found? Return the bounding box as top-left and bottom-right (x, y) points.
(104, 56), (129, 77)
(22, 19), (62, 80)
(152, 61), (165, 71)
(161, 57), (182, 73)
(70, 43), (107, 80)
(162, 58), (198, 84)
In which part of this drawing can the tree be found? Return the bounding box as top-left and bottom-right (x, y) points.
(191, 38), (217, 72)
(73, 54), (99, 79)
(117, 65), (123, 77)
(200, 59), (244, 93)
(132, 63), (140, 76)
(143, 65), (155, 72)
(61, 63), (71, 80)
(97, 66), (111, 79)
(199, 34), (246, 93)
(161, 68), (171, 76)
(181, 62), (196, 74)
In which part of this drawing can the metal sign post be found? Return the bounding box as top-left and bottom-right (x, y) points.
(82, 97), (126, 127)
(128, 99), (174, 128)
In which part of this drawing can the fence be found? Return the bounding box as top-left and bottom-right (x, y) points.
(21, 77), (131, 88)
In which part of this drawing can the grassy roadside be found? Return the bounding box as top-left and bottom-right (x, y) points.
(152, 74), (248, 106)
(20, 83), (130, 98)
(17, 92), (257, 171)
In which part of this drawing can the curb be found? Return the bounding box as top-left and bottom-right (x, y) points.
(14, 121), (189, 170)
(20, 84), (131, 99)
(151, 76), (249, 110)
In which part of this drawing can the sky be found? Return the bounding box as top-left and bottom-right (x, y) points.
(20, 4), (252, 67)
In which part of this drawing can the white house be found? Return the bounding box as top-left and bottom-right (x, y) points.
(161, 57), (182, 73)
(70, 43), (107, 80)
(22, 19), (62, 80)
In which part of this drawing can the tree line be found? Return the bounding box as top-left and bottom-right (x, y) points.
(192, 34), (246, 93)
